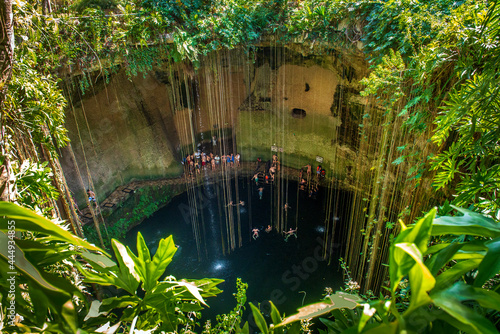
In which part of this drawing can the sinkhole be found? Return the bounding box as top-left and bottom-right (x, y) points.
(126, 177), (351, 321)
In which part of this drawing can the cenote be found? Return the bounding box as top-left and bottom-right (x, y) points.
(9, 1), (500, 332)
(127, 177), (349, 320)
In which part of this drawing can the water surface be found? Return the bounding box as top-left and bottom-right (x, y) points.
(127, 177), (348, 323)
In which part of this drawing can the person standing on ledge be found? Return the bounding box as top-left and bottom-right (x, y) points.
(87, 189), (96, 203)
(235, 153), (241, 167)
(305, 164), (312, 178)
(252, 173), (260, 186)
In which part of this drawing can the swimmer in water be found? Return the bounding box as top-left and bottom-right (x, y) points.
(265, 225), (272, 233)
(283, 228), (297, 242)
(258, 187), (264, 200)
(284, 203), (291, 211)
(252, 228), (260, 240)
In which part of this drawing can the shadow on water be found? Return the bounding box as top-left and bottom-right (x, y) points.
(127, 177), (350, 325)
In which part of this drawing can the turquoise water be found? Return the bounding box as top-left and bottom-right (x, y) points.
(127, 177), (349, 326)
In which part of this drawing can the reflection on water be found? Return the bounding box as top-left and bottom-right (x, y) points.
(127, 178), (350, 322)
(212, 260), (229, 272)
(315, 225), (325, 233)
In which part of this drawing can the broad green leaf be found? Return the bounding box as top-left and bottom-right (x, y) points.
(277, 292), (360, 328)
(269, 301), (283, 334)
(236, 321), (249, 334)
(174, 280), (208, 306)
(249, 302), (268, 334)
(474, 237), (500, 287)
(426, 240), (487, 255)
(136, 232), (151, 264)
(434, 258), (481, 291)
(0, 202), (104, 253)
(110, 239), (140, 294)
(147, 235), (177, 291)
(432, 286), (499, 334)
(432, 310), (481, 334)
(363, 321), (398, 334)
(188, 278), (224, 297)
(432, 207), (500, 238)
(436, 281), (500, 311)
(451, 250), (485, 260)
(0, 231), (60, 292)
(99, 295), (141, 313)
(396, 243), (435, 314)
(61, 299), (78, 333)
(128, 233), (177, 292)
(80, 250), (116, 270)
(78, 262), (139, 294)
(269, 300), (281, 325)
(425, 243), (463, 276)
(151, 278), (223, 301)
(143, 292), (176, 315)
(390, 209), (435, 292)
(179, 302), (203, 312)
(13, 238), (78, 266)
(323, 308), (352, 331)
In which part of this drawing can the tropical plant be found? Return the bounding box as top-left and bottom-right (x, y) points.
(429, 1), (500, 218)
(203, 278), (248, 333)
(0, 201), (103, 332)
(0, 202), (225, 333)
(240, 207), (500, 333)
(79, 232), (224, 332)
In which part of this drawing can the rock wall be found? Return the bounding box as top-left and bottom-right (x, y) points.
(60, 70), (182, 203)
(60, 46), (370, 203)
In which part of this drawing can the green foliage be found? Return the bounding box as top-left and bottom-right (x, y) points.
(242, 207), (500, 333)
(5, 60), (68, 150)
(83, 186), (179, 247)
(0, 202), (228, 333)
(203, 278), (248, 333)
(360, 49), (406, 109)
(285, 0), (354, 41)
(80, 231), (224, 332)
(331, 207), (500, 333)
(360, 0), (468, 62)
(10, 160), (59, 214)
(72, 0), (119, 13)
(0, 202), (103, 332)
(428, 2), (500, 217)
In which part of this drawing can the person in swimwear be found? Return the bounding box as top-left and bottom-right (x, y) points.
(252, 228), (260, 240)
(283, 228), (297, 241)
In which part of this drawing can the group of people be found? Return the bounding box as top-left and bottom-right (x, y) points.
(252, 226), (297, 241)
(302, 164), (326, 181)
(182, 150), (241, 175)
(299, 164), (322, 198)
(252, 154), (282, 199)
